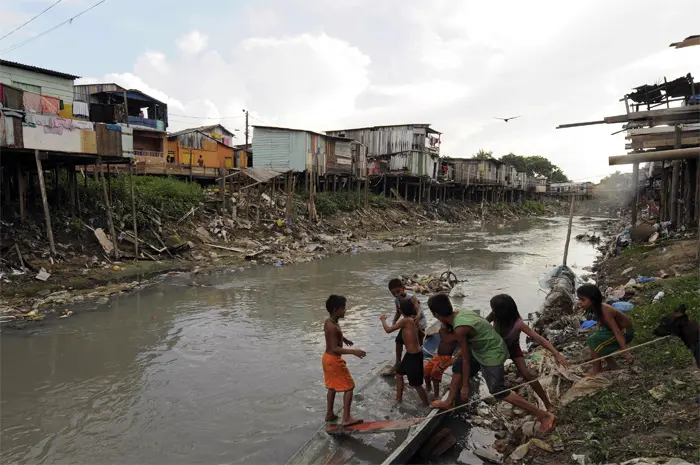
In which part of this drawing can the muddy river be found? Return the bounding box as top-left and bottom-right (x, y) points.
(1, 216), (604, 464)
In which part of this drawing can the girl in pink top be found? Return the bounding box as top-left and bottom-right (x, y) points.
(487, 294), (568, 412)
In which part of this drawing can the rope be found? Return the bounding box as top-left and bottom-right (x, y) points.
(429, 335), (670, 420)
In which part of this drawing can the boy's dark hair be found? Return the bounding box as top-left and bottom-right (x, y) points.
(388, 278), (404, 290)
(576, 284), (603, 320)
(326, 295), (346, 313)
(490, 294), (521, 331)
(397, 298), (414, 316)
(428, 293), (453, 317)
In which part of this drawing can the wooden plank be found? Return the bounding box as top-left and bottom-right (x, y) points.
(326, 418), (423, 435)
(556, 120), (606, 129)
(609, 147), (700, 165)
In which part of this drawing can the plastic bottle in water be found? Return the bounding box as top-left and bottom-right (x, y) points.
(652, 291), (665, 303)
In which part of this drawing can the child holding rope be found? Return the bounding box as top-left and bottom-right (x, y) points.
(486, 294), (569, 412)
(577, 284), (635, 376)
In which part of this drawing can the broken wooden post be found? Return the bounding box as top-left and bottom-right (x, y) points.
(364, 175), (369, 209)
(404, 178), (408, 201)
(17, 166), (25, 221)
(99, 158), (120, 259)
(631, 162), (639, 225)
(34, 150), (57, 256)
(382, 174), (387, 197)
(128, 159), (138, 256)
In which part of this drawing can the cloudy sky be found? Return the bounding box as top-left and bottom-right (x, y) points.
(1, 0), (699, 182)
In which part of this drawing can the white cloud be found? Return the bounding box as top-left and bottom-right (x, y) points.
(79, 0), (700, 182)
(176, 30), (209, 55)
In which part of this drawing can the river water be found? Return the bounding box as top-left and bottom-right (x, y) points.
(1, 216), (604, 465)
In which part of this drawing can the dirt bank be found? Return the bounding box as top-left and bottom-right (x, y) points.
(1, 190), (573, 328)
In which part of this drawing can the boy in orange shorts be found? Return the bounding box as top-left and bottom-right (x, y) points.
(424, 327), (458, 398)
(323, 295), (366, 426)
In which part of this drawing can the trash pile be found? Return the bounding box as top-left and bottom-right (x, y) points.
(399, 271), (464, 295)
(575, 232), (601, 244)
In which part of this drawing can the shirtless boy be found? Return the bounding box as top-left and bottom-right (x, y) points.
(423, 328), (458, 399)
(388, 278), (427, 375)
(380, 298), (430, 406)
(323, 295), (366, 426)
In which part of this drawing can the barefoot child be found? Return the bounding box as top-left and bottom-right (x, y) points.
(576, 284), (634, 376)
(380, 298), (430, 406)
(387, 278), (427, 375)
(428, 294), (556, 434)
(423, 327), (458, 399)
(323, 295), (367, 426)
(486, 294), (568, 411)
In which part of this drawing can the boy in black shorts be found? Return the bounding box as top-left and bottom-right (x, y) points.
(380, 299), (429, 406)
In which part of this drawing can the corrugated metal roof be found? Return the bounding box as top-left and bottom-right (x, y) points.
(252, 125), (354, 141)
(169, 124), (235, 137)
(327, 123), (441, 135)
(240, 167), (290, 183)
(0, 59), (80, 80)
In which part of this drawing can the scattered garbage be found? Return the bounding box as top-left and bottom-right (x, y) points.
(652, 291), (665, 303)
(636, 276), (659, 284)
(612, 301), (634, 312)
(581, 320), (597, 329)
(560, 375), (613, 406)
(35, 268), (51, 282)
(621, 267), (635, 276)
(648, 384), (667, 401)
(399, 271), (465, 295)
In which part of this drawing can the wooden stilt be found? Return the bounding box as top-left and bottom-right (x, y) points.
(631, 162), (639, 225)
(383, 174), (387, 197)
(418, 177), (423, 206)
(129, 160), (138, 256)
(219, 172), (226, 213)
(683, 160), (691, 227)
(68, 164), (76, 217)
(17, 166), (25, 221)
(34, 150), (57, 256)
(54, 165), (61, 206)
(99, 158), (120, 259)
(364, 176), (369, 209)
(404, 178), (408, 201)
(671, 161), (680, 225)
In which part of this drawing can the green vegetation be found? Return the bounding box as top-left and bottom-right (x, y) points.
(75, 174), (204, 220)
(500, 153), (569, 182)
(558, 275), (700, 463)
(520, 200), (547, 215)
(311, 191), (389, 216)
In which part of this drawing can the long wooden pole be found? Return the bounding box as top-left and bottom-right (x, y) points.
(34, 150), (57, 256)
(562, 193), (575, 266)
(99, 158), (120, 259)
(129, 160), (138, 256)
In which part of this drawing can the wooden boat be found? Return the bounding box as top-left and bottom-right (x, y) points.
(287, 320), (450, 465)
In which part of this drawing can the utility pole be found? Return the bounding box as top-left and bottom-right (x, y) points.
(242, 109), (249, 147)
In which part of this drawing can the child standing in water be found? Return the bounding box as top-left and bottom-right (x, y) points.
(323, 295), (366, 426)
(387, 278), (427, 375)
(487, 294), (569, 412)
(423, 327), (458, 399)
(576, 284), (634, 376)
(380, 298), (430, 406)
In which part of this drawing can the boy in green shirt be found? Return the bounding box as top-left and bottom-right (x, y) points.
(428, 294), (556, 433)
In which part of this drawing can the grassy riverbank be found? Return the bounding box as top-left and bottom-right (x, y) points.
(551, 273), (700, 464)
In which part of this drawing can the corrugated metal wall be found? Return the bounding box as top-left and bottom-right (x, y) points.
(328, 126), (420, 157)
(252, 127), (298, 170)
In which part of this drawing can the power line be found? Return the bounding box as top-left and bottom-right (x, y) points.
(0, 0), (107, 55)
(0, 0), (63, 42)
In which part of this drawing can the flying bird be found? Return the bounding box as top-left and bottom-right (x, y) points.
(495, 115), (521, 123)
